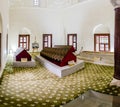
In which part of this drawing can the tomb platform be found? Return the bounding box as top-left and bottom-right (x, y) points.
(13, 47), (36, 67)
(35, 55), (84, 77)
(13, 59), (36, 67)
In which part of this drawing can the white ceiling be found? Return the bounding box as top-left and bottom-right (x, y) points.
(9, 0), (88, 8)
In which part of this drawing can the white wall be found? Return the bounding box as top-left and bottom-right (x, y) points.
(9, 8), (65, 52)
(0, 0), (9, 77)
(63, 0), (114, 52)
(9, 0), (114, 53)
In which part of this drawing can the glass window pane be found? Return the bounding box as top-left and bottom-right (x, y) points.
(20, 44), (22, 47)
(44, 42), (48, 47)
(33, 0), (40, 6)
(44, 36), (47, 41)
(73, 36), (76, 42)
(24, 37), (26, 42)
(20, 37), (23, 42)
(69, 36), (73, 45)
(48, 36), (51, 47)
(106, 48), (108, 51)
(96, 37), (99, 43)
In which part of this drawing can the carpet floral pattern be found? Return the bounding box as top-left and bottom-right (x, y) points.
(0, 54), (118, 107)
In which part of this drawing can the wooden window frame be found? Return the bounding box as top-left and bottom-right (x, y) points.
(94, 33), (110, 52)
(43, 34), (52, 49)
(67, 33), (77, 51)
(18, 34), (30, 51)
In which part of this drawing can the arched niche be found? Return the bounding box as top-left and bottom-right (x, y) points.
(19, 27), (31, 34)
(93, 24), (110, 52)
(93, 24), (110, 34)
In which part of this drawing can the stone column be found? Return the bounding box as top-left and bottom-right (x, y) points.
(114, 8), (120, 79)
(110, 0), (120, 86)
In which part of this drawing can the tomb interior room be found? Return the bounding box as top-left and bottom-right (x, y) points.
(0, 0), (120, 107)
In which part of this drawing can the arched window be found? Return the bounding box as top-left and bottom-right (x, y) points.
(94, 33), (110, 52)
(93, 24), (110, 52)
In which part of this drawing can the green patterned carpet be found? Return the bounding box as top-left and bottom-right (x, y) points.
(0, 53), (119, 107)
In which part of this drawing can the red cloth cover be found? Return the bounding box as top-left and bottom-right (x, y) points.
(16, 49), (31, 61)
